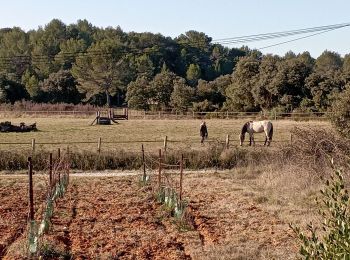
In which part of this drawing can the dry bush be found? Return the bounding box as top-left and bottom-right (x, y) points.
(288, 126), (350, 173)
(251, 126), (350, 230)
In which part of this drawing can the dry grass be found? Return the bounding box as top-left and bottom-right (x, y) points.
(0, 118), (331, 152)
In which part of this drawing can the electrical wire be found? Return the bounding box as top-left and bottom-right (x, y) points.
(0, 22), (348, 68)
(258, 27), (339, 50)
(212, 22), (350, 44)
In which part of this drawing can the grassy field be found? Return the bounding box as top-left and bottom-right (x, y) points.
(0, 117), (331, 153)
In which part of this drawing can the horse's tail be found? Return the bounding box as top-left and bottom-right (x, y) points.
(269, 123), (273, 140)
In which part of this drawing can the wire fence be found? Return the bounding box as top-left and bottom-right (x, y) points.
(129, 110), (332, 121)
(140, 146), (187, 220)
(0, 133), (294, 152)
(27, 151), (70, 256)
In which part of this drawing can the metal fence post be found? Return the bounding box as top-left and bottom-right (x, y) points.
(28, 157), (34, 220)
(142, 144), (146, 181)
(179, 154), (184, 202)
(158, 149), (162, 190)
(49, 153), (53, 189)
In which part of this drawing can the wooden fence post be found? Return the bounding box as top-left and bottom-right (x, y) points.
(142, 144), (146, 181)
(225, 134), (230, 149)
(28, 157), (34, 221)
(97, 137), (102, 153)
(163, 136), (168, 152)
(125, 108), (129, 120)
(290, 133), (293, 145)
(158, 149), (162, 190)
(58, 148), (61, 160)
(31, 138), (35, 153)
(109, 109), (112, 119)
(179, 154), (184, 202)
(97, 111), (101, 124)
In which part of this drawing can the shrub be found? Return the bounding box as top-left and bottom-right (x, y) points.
(288, 127), (350, 173)
(290, 167), (350, 259)
(330, 85), (350, 138)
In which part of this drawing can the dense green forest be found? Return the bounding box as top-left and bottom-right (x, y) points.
(0, 19), (349, 112)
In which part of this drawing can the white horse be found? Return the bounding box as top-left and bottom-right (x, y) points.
(239, 120), (273, 146)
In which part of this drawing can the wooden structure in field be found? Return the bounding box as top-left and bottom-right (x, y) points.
(91, 108), (128, 125)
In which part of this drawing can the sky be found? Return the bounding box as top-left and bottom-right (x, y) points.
(1, 0), (349, 58)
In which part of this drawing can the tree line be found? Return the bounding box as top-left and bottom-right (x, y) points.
(0, 19), (349, 113)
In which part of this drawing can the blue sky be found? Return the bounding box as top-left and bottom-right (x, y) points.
(1, 0), (349, 58)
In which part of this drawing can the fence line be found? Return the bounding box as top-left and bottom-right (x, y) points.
(27, 151), (70, 256)
(0, 109), (332, 120)
(0, 134), (294, 152)
(141, 147), (187, 220)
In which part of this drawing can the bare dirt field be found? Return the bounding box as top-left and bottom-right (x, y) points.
(2, 170), (303, 259)
(0, 175), (47, 258)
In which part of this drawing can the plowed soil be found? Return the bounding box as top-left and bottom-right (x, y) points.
(0, 176), (47, 258)
(2, 172), (298, 259)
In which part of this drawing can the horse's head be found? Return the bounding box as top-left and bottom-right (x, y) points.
(239, 122), (249, 146)
(239, 133), (245, 146)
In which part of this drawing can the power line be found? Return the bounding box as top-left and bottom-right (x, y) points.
(0, 22), (349, 67)
(218, 25), (349, 45)
(212, 22), (350, 43)
(258, 27), (341, 50)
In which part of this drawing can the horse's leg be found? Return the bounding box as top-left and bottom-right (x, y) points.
(265, 133), (271, 146)
(249, 134), (252, 146)
(266, 130), (271, 146)
(263, 129), (269, 146)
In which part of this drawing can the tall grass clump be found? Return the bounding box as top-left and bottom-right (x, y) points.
(290, 167), (350, 259)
